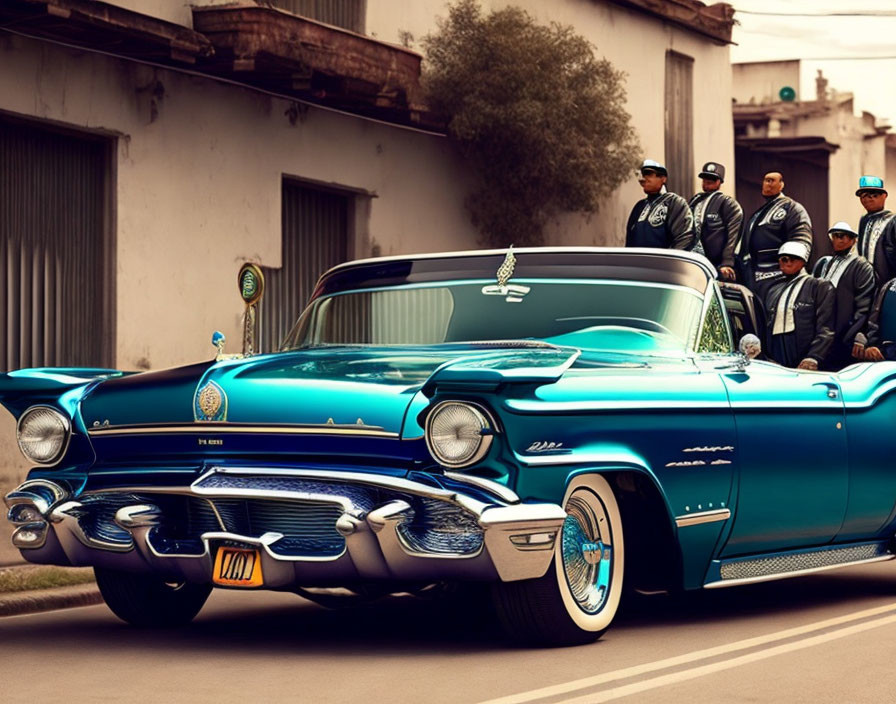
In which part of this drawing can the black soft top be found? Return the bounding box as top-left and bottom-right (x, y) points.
(312, 247), (713, 301)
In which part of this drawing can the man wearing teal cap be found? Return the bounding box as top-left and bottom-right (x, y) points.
(856, 175), (896, 289)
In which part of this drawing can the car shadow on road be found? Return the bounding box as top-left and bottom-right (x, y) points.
(617, 564), (896, 631)
(1, 566), (894, 655)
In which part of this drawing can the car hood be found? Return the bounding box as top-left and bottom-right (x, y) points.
(78, 344), (581, 436)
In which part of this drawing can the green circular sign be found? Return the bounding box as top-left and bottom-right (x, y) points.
(779, 86), (796, 102)
(238, 263), (264, 305)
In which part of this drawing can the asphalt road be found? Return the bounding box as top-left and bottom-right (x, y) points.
(2, 562), (896, 703)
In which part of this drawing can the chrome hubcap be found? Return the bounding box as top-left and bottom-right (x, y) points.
(561, 492), (612, 614)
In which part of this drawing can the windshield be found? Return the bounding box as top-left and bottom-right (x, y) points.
(280, 279), (706, 354)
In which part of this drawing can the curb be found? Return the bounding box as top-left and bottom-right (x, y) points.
(0, 583), (102, 617)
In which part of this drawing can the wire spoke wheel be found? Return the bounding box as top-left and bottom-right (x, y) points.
(562, 493), (613, 615)
(491, 475), (624, 646)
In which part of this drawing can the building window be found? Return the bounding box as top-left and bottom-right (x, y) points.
(0, 116), (113, 371)
(261, 179), (352, 352)
(665, 51), (694, 197)
(266, 0), (366, 33)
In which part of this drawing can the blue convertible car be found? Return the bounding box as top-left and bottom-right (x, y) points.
(3, 247), (895, 645)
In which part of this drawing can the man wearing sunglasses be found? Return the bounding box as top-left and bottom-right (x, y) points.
(738, 172), (813, 299)
(812, 222), (875, 369)
(687, 161), (742, 281)
(856, 176), (896, 290)
(766, 241), (834, 371)
(625, 159), (695, 251)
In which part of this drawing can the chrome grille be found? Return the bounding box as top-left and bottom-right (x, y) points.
(720, 543), (887, 580)
(77, 494), (138, 546)
(398, 498), (483, 555)
(210, 498), (345, 557)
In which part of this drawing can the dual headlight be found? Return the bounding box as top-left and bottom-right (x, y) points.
(16, 406), (71, 465)
(425, 401), (494, 469)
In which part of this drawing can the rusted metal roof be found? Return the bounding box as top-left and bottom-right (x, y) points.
(0, 0), (212, 64)
(192, 4), (435, 128)
(607, 0), (735, 44)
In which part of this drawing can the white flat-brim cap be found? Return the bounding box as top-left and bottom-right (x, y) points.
(778, 240), (810, 261)
(828, 221), (858, 237)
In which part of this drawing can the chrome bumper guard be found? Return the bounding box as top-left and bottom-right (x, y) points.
(3, 469), (567, 586)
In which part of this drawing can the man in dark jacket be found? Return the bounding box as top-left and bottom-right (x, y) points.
(688, 161), (742, 280)
(856, 175), (896, 289)
(863, 278), (896, 362)
(739, 172), (813, 299)
(626, 160), (695, 250)
(766, 241), (834, 370)
(812, 222), (875, 369)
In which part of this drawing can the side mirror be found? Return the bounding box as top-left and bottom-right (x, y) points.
(739, 333), (761, 361)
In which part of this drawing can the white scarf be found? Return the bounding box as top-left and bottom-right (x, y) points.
(772, 270), (810, 336)
(820, 249), (857, 287)
(693, 191), (719, 238)
(863, 212), (896, 263)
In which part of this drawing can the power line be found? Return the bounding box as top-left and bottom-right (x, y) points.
(735, 8), (896, 17)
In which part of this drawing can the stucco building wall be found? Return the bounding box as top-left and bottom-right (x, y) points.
(368, 0), (736, 246)
(0, 33), (474, 371)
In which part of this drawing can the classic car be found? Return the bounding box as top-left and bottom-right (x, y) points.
(3, 247), (894, 646)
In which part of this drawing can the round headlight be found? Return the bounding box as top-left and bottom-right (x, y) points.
(16, 406), (71, 465)
(425, 401), (494, 468)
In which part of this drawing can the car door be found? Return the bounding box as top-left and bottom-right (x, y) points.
(719, 362), (848, 556)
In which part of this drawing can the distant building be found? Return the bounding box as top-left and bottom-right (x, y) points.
(733, 60), (893, 261)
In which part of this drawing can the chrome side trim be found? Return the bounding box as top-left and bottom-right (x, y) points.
(506, 400), (731, 413)
(87, 423), (397, 438)
(675, 508), (731, 528)
(443, 472), (520, 504)
(705, 555), (895, 589)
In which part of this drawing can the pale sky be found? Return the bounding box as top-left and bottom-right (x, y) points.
(730, 0), (896, 125)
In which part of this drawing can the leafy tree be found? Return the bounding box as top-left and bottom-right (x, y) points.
(422, 0), (640, 246)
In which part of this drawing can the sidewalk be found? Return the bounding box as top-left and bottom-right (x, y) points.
(0, 564), (101, 617)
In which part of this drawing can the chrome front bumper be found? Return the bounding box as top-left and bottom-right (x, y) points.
(4, 468), (567, 586)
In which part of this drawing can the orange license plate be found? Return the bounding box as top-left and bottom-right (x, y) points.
(213, 546), (263, 587)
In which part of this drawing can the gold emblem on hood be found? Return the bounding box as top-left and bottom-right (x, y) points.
(194, 381), (227, 422)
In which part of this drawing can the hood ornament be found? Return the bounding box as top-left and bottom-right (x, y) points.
(482, 246), (531, 303)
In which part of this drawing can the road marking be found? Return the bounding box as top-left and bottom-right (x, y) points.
(557, 612), (896, 703)
(478, 602), (896, 704)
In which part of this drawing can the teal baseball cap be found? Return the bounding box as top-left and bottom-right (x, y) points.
(856, 175), (887, 196)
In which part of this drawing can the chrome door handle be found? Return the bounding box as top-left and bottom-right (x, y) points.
(813, 382), (840, 400)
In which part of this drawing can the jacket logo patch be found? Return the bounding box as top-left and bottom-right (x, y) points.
(648, 204), (668, 227)
(772, 207), (787, 221)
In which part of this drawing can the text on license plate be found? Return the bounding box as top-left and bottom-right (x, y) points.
(213, 546), (263, 587)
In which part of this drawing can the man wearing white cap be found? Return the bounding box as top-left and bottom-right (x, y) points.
(813, 222), (875, 369)
(765, 240), (834, 370)
(855, 175), (896, 289)
(738, 172), (813, 299)
(688, 161), (743, 280)
(625, 159), (695, 250)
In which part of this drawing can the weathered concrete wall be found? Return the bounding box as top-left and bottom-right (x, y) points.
(369, 0), (735, 246)
(0, 33), (474, 372)
(732, 60), (801, 105)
